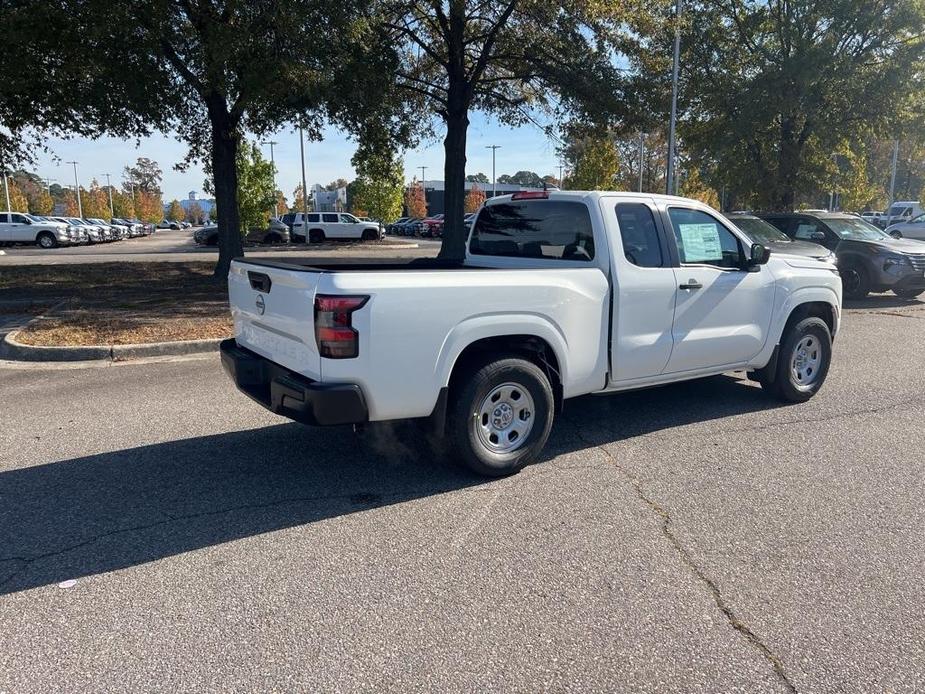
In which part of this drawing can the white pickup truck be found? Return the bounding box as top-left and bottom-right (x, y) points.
(222, 191), (842, 476)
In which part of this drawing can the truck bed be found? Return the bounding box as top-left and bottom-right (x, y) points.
(234, 256), (482, 273)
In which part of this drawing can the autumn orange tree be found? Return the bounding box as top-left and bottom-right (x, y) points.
(464, 184), (485, 213)
(82, 180), (111, 218)
(167, 199), (185, 221)
(3, 180), (29, 212)
(405, 180), (427, 218)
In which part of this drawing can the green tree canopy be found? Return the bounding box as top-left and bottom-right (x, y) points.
(384, 0), (628, 259)
(350, 143), (405, 223)
(625, 0), (925, 210)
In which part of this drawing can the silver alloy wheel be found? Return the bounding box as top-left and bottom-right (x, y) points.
(476, 382), (535, 453)
(790, 335), (822, 388)
(38, 234), (54, 248)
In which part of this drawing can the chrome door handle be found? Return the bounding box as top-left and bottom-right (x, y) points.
(679, 279), (702, 290)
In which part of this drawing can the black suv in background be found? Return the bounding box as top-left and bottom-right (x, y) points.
(759, 211), (925, 300)
(727, 213), (833, 261)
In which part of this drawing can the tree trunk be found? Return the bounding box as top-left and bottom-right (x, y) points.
(772, 118), (800, 211)
(208, 98), (243, 278)
(438, 107), (470, 261)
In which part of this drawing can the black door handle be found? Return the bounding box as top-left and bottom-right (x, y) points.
(679, 279), (702, 290)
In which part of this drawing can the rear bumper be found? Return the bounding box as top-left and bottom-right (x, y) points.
(220, 338), (368, 426)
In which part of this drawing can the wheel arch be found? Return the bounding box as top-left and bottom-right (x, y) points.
(438, 320), (568, 413)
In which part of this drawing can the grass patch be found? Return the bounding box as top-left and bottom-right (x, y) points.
(2, 262), (234, 346)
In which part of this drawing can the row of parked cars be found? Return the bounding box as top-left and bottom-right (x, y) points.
(0, 212), (154, 248)
(385, 213), (477, 238)
(728, 210), (925, 299)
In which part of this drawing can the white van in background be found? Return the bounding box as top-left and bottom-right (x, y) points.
(883, 201), (924, 227)
(283, 212), (383, 243)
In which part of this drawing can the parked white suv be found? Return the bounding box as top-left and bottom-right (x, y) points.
(286, 212), (383, 243)
(223, 191), (842, 477)
(0, 212), (74, 248)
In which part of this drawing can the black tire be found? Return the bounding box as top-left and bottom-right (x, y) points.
(447, 356), (555, 477)
(308, 229), (325, 244)
(893, 287), (924, 299)
(263, 233), (280, 245)
(840, 262), (870, 300)
(759, 317), (832, 403)
(890, 230), (903, 239)
(361, 229), (377, 241)
(36, 231), (58, 249)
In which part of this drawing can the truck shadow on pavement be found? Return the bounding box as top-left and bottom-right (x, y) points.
(0, 374), (777, 595)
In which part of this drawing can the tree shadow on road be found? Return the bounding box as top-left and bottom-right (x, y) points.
(0, 374), (781, 595)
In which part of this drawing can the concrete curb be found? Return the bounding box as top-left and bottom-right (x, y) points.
(1, 329), (223, 362)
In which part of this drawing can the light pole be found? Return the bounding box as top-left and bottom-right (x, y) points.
(298, 126), (309, 233)
(104, 173), (114, 217)
(638, 132), (647, 192)
(2, 170), (10, 213)
(67, 161), (83, 217)
(888, 139), (899, 218)
(486, 145), (501, 198)
(829, 153), (838, 212)
(419, 166), (427, 209)
(262, 139), (279, 216)
(665, 0), (682, 196)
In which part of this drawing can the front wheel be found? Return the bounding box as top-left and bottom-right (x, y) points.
(759, 317), (832, 403)
(448, 356), (555, 477)
(840, 263), (870, 300)
(37, 232), (58, 249)
(893, 287), (924, 299)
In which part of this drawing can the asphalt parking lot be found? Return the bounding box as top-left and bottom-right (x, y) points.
(0, 228), (437, 265)
(1, 296), (924, 692)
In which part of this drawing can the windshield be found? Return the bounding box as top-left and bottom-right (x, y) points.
(825, 217), (891, 241)
(24, 214), (43, 223)
(731, 217), (790, 243)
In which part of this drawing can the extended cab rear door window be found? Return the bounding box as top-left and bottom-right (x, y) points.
(615, 203), (663, 267)
(667, 207), (743, 269)
(469, 200), (594, 261)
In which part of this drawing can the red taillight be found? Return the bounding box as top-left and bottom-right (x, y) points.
(314, 295), (368, 359)
(511, 191), (549, 200)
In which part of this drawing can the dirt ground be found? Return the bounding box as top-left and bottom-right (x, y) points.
(0, 263), (233, 345)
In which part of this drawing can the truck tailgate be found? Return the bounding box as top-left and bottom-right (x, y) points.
(228, 260), (322, 379)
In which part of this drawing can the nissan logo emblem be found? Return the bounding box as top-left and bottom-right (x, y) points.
(255, 294), (265, 315)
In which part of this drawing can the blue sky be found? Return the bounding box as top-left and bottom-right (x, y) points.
(33, 111), (565, 203)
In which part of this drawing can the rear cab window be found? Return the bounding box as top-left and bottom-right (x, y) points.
(469, 199), (595, 261)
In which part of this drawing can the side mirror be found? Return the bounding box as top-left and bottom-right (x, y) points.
(810, 231), (826, 241)
(749, 242), (771, 267)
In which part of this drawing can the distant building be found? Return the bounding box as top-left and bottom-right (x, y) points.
(311, 184), (346, 212)
(164, 191), (215, 219)
(408, 180), (547, 216)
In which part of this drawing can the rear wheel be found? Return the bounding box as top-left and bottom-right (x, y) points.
(840, 263), (870, 300)
(758, 317), (832, 403)
(893, 287), (924, 299)
(448, 356), (555, 477)
(309, 229), (325, 244)
(37, 231), (58, 249)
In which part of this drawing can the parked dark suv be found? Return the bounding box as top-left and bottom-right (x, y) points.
(759, 211), (925, 299)
(727, 213), (833, 261)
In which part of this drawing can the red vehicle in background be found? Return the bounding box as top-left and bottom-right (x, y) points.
(420, 213), (445, 238)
